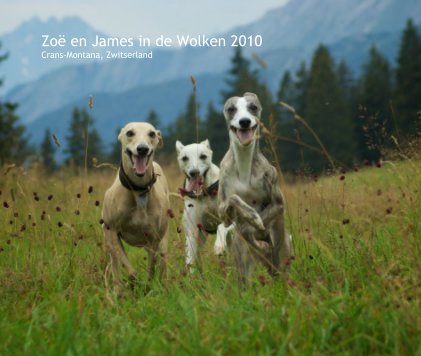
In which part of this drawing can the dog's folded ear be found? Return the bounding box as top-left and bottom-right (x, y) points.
(244, 92), (262, 112)
(157, 130), (164, 148)
(243, 92), (258, 99)
(175, 140), (184, 154)
(200, 139), (211, 149)
(117, 127), (125, 142)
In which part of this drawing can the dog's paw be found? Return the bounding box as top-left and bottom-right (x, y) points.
(250, 212), (265, 231)
(214, 244), (226, 256)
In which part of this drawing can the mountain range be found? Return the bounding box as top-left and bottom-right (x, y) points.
(1, 0), (421, 150)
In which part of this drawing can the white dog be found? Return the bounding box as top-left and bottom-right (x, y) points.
(176, 139), (229, 269)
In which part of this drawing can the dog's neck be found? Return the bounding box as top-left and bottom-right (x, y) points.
(121, 154), (155, 190)
(230, 133), (258, 182)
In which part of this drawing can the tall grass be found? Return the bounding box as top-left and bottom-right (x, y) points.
(0, 156), (420, 354)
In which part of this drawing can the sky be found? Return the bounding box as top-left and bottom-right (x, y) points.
(0, 0), (289, 37)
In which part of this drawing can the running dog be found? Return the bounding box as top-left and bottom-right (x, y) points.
(102, 122), (169, 293)
(218, 92), (292, 282)
(176, 139), (229, 270)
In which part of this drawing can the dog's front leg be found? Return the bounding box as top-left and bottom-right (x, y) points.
(146, 243), (159, 287)
(158, 233), (168, 282)
(229, 194), (265, 231)
(214, 223), (230, 255)
(183, 204), (206, 270)
(218, 183), (264, 230)
(104, 229), (137, 293)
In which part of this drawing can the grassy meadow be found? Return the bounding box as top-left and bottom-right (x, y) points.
(0, 158), (420, 355)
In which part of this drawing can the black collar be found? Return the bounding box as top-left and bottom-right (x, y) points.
(119, 162), (157, 196)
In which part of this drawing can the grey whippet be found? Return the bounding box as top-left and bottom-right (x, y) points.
(218, 92), (292, 282)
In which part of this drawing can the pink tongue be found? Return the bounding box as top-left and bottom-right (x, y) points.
(237, 129), (253, 144)
(134, 155), (148, 175)
(186, 176), (202, 192)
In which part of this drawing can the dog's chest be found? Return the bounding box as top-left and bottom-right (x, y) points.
(184, 196), (219, 229)
(116, 206), (157, 246)
(225, 173), (270, 211)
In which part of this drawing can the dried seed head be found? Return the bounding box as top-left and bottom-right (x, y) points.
(52, 134), (61, 148)
(258, 274), (267, 286)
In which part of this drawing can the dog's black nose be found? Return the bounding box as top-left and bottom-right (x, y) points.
(239, 118), (251, 129)
(136, 145), (149, 157)
(189, 169), (200, 178)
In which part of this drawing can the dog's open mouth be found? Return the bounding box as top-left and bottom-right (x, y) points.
(185, 175), (204, 194)
(231, 125), (257, 145)
(127, 150), (153, 177)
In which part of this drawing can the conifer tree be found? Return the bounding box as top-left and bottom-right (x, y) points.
(221, 47), (260, 99)
(146, 110), (161, 129)
(221, 47), (273, 115)
(201, 101), (228, 163)
(164, 93), (201, 156)
(277, 71), (295, 107)
(0, 43), (28, 165)
(293, 62), (308, 114)
(336, 60), (354, 102)
(40, 128), (57, 172)
(108, 127), (122, 164)
(303, 45), (355, 170)
(394, 19), (421, 137)
(276, 70), (302, 172)
(65, 107), (104, 167)
(356, 46), (392, 161)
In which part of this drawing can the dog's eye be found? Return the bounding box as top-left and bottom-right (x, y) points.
(126, 130), (135, 138)
(249, 104), (258, 112)
(182, 156), (188, 162)
(227, 106), (236, 115)
(149, 131), (156, 139)
(200, 154), (207, 160)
